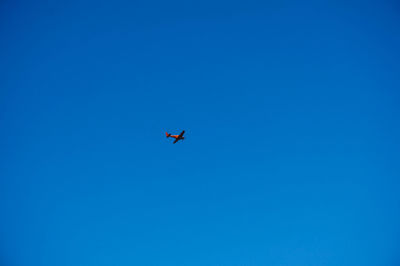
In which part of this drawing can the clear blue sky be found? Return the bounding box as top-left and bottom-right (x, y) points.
(1, 1), (399, 265)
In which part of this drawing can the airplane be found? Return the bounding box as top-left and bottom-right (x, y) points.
(166, 130), (185, 144)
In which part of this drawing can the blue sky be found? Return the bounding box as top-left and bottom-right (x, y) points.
(1, 1), (400, 265)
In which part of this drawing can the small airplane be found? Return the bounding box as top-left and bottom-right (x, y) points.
(166, 130), (185, 144)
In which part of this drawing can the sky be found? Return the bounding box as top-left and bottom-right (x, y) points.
(1, 0), (400, 265)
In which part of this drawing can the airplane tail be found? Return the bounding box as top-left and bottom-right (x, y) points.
(166, 132), (171, 138)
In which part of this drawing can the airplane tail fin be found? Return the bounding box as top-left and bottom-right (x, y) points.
(166, 132), (171, 138)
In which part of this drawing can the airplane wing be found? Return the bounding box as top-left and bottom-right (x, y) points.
(173, 138), (179, 144)
(178, 130), (185, 138)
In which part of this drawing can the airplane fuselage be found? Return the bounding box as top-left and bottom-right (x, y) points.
(170, 135), (184, 139)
